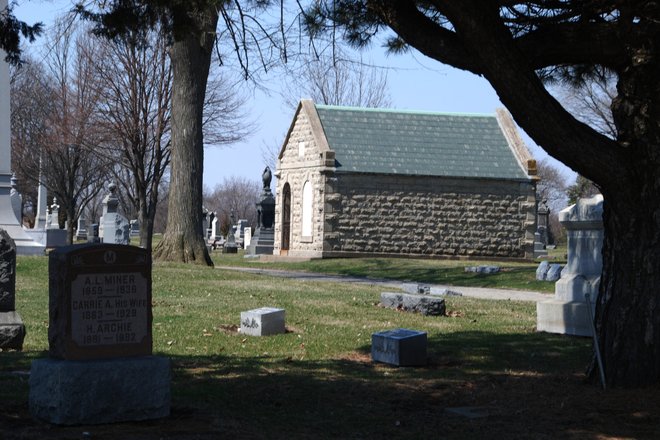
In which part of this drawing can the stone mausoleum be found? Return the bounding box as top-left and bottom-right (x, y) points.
(273, 100), (539, 259)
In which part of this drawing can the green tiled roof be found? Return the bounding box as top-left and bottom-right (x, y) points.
(314, 105), (529, 180)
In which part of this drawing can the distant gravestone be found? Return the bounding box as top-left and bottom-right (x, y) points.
(244, 227), (252, 248)
(88, 223), (100, 244)
(100, 184), (130, 245)
(29, 244), (170, 425)
(536, 261), (550, 280)
(465, 265), (501, 274)
(371, 328), (427, 367)
(75, 215), (87, 241)
(47, 198), (60, 230)
(0, 229), (26, 350)
(129, 219), (140, 238)
(545, 264), (563, 282)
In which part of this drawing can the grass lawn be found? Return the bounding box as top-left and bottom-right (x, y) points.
(2, 253), (658, 439)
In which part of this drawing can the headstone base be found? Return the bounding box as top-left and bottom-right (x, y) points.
(536, 299), (593, 337)
(223, 246), (238, 254)
(29, 356), (170, 425)
(371, 328), (427, 366)
(246, 228), (274, 255)
(0, 311), (26, 350)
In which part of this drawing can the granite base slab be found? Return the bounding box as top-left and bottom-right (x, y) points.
(536, 299), (593, 337)
(29, 356), (170, 425)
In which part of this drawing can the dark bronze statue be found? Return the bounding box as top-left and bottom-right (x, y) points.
(262, 166), (272, 190)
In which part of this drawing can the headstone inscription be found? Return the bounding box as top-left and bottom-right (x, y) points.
(48, 244), (152, 359)
(29, 243), (170, 425)
(0, 229), (26, 350)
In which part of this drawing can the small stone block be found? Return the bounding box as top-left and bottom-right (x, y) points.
(0, 311), (26, 350)
(29, 356), (171, 425)
(240, 307), (285, 336)
(371, 328), (427, 367)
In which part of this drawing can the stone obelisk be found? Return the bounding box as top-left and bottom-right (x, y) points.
(0, 3), (45, 255)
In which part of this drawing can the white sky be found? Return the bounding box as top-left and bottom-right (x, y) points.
(12, 0), (576, 190)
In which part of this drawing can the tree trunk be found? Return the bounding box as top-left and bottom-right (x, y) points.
(594, 29), (660, 387)
(66, 205), (75, 245)
(152, 7), (218, 265)
(597, 192), (660, 387)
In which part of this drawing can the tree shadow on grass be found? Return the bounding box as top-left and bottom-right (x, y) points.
(2, 334), (659, 439)
(163, 331), (658, 440)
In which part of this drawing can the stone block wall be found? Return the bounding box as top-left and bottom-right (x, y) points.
(322, 173), (536, 259)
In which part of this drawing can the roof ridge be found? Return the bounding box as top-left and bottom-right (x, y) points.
(315, 104), (495, 118)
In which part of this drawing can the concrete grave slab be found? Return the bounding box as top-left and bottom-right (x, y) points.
(240, 307), (285, 336)
(371, 328), (427, 367)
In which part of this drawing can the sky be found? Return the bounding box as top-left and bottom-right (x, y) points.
(12, 0), (575, 191)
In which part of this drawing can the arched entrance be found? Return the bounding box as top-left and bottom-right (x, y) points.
(281, 183), (291, 255)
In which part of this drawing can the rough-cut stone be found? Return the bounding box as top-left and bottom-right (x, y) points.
(29, 356), (170, 425)
(465, 265), (501, 274)
(0, 311), (25, 349)
(0, 229), (25, 350)
(371, 328), (427, 366)
(0, 228), (16, 312)
(535, 261), (550, 280)
(380, 292), (446, 316)
(240, 307), (285, 336)
(545, 264), (563, 282)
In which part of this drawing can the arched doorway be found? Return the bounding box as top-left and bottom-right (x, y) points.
(281, 183), (291, 255)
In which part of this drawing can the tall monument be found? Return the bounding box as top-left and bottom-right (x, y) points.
(246, 166), (275, 255)
(0, 10), (45, 255)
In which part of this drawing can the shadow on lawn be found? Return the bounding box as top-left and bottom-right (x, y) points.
(2, 333), (659, 439)
(165, 331), (657, 440)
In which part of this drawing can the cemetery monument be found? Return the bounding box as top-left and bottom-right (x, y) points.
(99, 183), (130, 245)
(0, 31), (45, 255)
(537, 194), (604, 336)
(29, 243), (170, 424)
(247, 166), (275, 255)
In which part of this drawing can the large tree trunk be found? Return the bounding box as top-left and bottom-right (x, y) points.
(594, 31), (660, 387)
(597, 194), (660, 387)
(152, 7), (218, 265)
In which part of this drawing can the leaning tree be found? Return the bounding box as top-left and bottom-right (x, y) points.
(312, 1), (660, 387)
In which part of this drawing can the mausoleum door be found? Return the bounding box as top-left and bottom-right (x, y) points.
(282, 184), (291, 252)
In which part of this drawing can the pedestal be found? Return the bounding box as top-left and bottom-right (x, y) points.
(29, 356), (171, 425)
